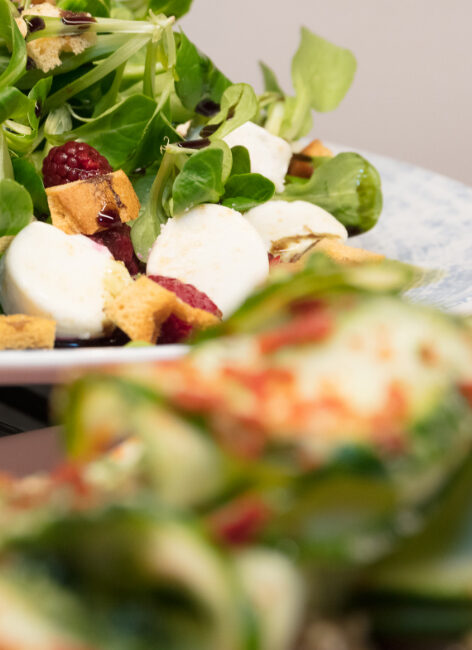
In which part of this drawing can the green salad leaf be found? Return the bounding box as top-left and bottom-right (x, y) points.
(12, 158), (49, 217)
(292, 27), (357, 113)
(172, 146), (225, 215)
(0, 132), (13, 181)
(207, 83), (258, 139)
(57, 0), (112, 17)
(222, 173), (275, 212)
(260, 27), (357, 141)
(131, 151), (176, 261)
(0, 179), (34, 236)
(229, 146), (251, 176)
(175, 31), (232, 111)
(0, 0), (27, 91)
(149, 0), (193, 18)
(282, 152), (383, 235)
(0, 87), (32, 124)
(48, 95), (158, 169)
(259, 61), (284, 95)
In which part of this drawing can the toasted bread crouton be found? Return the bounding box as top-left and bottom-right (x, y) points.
(105, 276), (177, 344)
(46, 171), (140, 235)
(172, 298), (221, 330)
(0, 236), (14, 256)
(106, 276), (222, 344)
(273, 238), (384, 274)
(315, 238), (385, 265)
(301, 139), (334, 159)
(16, 3), (95, 73)
(288, 139), (334, 178)
(0, 315), (56, 349)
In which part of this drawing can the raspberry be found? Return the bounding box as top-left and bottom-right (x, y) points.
(149, 275), (221, 344)
(42, 141), (112, 188)
(89, 224), (143, 276)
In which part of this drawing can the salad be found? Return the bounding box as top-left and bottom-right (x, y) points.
(1, 257), (472, 648)
(0, 0), (384, 349)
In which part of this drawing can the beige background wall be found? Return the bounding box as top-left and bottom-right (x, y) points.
(181, 1), (472, 186)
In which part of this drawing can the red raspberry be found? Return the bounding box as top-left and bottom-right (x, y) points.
(149, 275), (222, 344)
(42, 141), (112, 188)
(89, 224), (143, 276)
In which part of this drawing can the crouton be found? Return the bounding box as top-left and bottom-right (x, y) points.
(273, 238), (384, 274)
(105, 276), (177, 344)
(0, 237), (14, 256)
(16, 3), (95, 74)
(315, 238), (385, 265)
(288, 139), (334, 179)
(172, 298), (221, 330)
(0, 315), (56, 350)
(106, 276), (221, 344)
(46, 171), (140, 236)
(301, 139), (334, 159)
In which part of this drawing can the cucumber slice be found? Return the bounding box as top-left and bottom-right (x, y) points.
(57, 375), (225, 508)
(144, 520), (260, 650)
(0, 567), (109, 649)
(234, 548), (306, 650)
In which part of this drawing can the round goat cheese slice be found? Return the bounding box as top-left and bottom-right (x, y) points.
(0, 221), (127, 339)
(245, 200), (348, 260)
(223, 122), (292, 193)
(146, 204), (269, 317)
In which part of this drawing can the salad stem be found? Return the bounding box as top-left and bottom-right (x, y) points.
(44, 34), (150, 111)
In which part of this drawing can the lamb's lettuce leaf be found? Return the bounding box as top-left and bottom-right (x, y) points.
(0, 132), (13, 181)
(260, 28), (357, 141)
(292, 27), (357, 113)
(229, 146), (251, 176)
(12, 158), (49, 217)
(131, 152), (177, 262)
(281, 152), (382, 235)
(0, 87), (32, 124)
(259, 61), (284, 95)
(172, 147), (225, 215)
(222, 173), (275, 212)
(207, 83), (258, 139)
(175, 31), (232, 111)
(47, 95), (158, 169)
(149, 0), (193, 18)
(0, 179), (34, 236)
(57, 0), (111, 17)
(0, 0), (27, 91)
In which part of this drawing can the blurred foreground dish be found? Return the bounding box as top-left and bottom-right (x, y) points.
(1, 255), (472, 649)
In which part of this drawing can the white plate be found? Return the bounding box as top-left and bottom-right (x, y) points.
(0, 345), (188, 385)
(1, 148), (471, 385)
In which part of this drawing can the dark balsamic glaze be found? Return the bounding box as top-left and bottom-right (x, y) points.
(55, 329), (130, 349)
(97, 204), (121, 228)
(25, 16), (45, 33)
(60, 10), (96, 27)
(291, 153), (313, 163)
(26, 57), (36, 70)
(200, 123), (220, 138)
(195, 98), (220, 117)
(177, 138), (211, 150)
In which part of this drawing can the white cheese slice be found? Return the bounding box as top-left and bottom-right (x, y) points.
(146, 204), (269, 317)
(223, 122), (292, 193)
(245, 200), (348, 260)
(0, 221), (130, 339)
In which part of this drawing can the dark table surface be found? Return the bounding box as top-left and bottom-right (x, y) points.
(0, 385), (62, 476)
